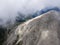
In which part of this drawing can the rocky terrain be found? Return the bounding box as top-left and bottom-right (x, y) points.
(3, 10), (60, 45)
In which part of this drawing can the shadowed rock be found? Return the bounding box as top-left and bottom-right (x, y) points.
(4, 10), (60, 45)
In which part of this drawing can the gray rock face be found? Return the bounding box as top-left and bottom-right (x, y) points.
(4, 10), (60, 45)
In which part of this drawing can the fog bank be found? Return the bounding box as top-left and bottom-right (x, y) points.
(0, 0), (60, 26)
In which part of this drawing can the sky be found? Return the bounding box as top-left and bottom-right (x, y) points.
(0, 0), (60, 26)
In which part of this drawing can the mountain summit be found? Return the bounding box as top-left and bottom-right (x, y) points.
(4, 10), (60, 45)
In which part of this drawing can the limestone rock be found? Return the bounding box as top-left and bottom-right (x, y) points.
(5, 10), (60, 45)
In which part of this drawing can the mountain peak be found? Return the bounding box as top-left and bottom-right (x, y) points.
(4, 10), (60, 45)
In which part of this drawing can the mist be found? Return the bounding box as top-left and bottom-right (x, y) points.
(0, 0), (60, 27)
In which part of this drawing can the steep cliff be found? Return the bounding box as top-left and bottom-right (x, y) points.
(4, 10), (60, 45)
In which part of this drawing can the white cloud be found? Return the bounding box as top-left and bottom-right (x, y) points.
(0, 0), (60, 26)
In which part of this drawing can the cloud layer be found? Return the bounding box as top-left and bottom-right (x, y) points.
(0, 0), (60, 27)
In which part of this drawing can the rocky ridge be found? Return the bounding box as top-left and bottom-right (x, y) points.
(4, 10), (60, 45)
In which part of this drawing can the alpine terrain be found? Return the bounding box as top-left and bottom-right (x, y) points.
(3, 10), (60, 45)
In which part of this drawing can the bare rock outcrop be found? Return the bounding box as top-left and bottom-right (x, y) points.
(4, 10), (60, 45)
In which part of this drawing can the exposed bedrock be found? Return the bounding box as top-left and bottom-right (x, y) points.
(5, 10), (60, 45)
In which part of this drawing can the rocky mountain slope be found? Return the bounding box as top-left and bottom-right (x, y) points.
(16, 7), (60, 22)
(4, 10), (60, 45)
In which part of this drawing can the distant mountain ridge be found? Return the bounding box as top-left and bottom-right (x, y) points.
(32, 7), (60, 18)
(16, 7), (60, 22)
